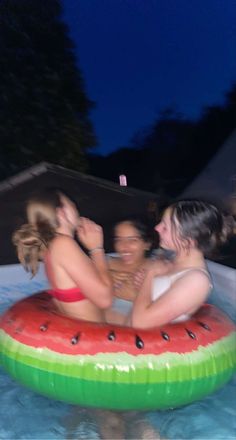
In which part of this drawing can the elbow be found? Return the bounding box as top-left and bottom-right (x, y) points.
(133, 320), (150, 330)
(99, 297), (112, 309)
(131, 312), (149, 329)
(131, 308), (160, 329)
(97, 289), (113, 309)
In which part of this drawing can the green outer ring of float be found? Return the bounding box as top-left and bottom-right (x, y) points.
(0, 330), (236, 409)
(0, 359), (234, 410)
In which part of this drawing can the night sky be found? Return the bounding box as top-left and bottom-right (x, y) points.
(62, 0), (236, 156)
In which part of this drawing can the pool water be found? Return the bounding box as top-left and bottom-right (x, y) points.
(0, 270), (235, 439)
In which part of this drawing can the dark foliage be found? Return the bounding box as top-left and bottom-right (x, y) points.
(0, 0), (96, 178)
(88, 84), (236, 198)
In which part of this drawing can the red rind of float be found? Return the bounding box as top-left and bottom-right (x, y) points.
(1, 292), (235, 356)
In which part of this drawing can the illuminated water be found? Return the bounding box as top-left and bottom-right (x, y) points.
(0, 265), (235, 439)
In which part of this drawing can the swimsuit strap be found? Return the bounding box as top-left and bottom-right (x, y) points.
(170, 267), (213, 288)
(44, 251), (86, 302)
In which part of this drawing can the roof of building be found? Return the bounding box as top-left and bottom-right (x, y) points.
(181, 129), (236, 269)
(181, 129), (236, 202)
(0, 162), (160, 264)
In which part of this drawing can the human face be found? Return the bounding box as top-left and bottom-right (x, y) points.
(155, 208), (177, 251)
(114, 222), (149, 266)
(59, 194), (80, 230)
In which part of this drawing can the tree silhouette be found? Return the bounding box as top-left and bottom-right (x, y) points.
(0, 0), (96, 178)
(88, 83), (236, 198)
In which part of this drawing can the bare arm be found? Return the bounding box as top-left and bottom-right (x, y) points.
(76, 217), (112, 291)
(52, 235), (112, 309)
(131, 271), (211, 329)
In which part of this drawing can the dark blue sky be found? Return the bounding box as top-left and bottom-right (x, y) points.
(62, 0), (236, 156)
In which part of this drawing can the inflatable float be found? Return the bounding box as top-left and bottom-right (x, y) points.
(0, 291), (235, 410)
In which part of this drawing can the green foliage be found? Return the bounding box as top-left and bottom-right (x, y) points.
(0, 0), (96, 177)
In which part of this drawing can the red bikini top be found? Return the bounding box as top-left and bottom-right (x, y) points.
(44, 252), (86, 303)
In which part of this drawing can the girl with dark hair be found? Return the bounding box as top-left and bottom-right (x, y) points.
(12, 190), (112, 323)
(108, 219), (152, 296)
(105, 218), (171, 324)
(131, 199), (234, 328)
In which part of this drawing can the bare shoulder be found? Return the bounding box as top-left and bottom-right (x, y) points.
(144, 257), (174, 276)
(50, 234), (74, 247)
(175, 269), (211, 290)
(49, 235), (81, 257)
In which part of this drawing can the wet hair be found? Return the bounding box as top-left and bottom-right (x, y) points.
(12, 190), (64, 276)
(168, 199), (235, 256)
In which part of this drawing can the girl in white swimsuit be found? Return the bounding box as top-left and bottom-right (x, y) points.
(152, 267), (213, 322)
(131, 199), (234, 329)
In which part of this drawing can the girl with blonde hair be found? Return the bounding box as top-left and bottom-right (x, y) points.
(13, 190), (112, 323)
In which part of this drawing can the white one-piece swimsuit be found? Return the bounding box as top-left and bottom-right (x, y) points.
(151, 268), (212, 323)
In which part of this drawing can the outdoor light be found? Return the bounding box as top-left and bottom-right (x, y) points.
(119, 174), (127, 186)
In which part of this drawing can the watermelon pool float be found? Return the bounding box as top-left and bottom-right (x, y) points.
(0, 291), (235, 410)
